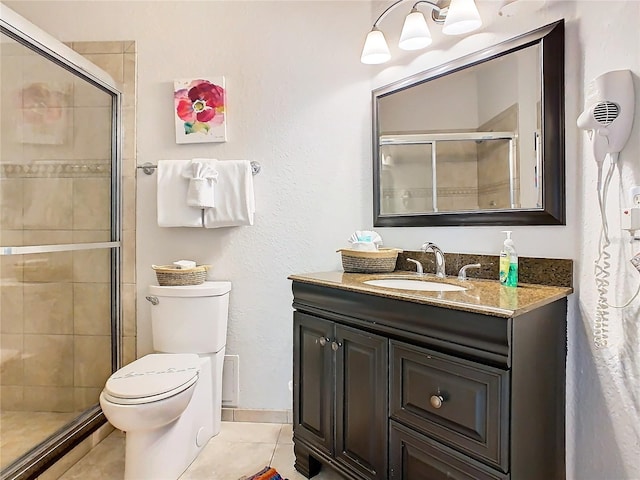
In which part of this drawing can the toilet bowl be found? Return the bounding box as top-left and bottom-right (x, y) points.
(100, 281), (231, 480)
(99, 353), (200, 432)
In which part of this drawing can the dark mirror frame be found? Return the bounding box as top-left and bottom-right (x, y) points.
(372, 20), (565, 227)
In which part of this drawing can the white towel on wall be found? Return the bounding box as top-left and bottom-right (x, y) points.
(181, 160), (219, 208)
(156, 160), (203, 227)
(201, 159), (256, 228)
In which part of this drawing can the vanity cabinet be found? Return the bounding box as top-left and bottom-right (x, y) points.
(293, 312), (388, 479)
(291, 279), (567, 480)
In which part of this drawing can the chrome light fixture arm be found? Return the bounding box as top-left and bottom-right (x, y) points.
(370, 0), (443, 29)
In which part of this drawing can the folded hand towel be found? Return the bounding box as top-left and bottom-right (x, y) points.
(181, 160), (219, 208)
(201, 159), (255, 228)
(156, 160), (203, 227)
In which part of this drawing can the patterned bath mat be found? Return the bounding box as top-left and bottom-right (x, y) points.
(240, 466), (288, 480)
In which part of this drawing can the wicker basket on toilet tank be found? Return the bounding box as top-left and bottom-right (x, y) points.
(152, 265), (211, 286)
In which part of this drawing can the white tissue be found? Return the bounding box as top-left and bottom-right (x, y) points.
(173, 260), (197, 269)
(348, 230), (383, 248)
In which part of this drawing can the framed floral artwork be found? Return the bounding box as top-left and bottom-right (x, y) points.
(174, 77), (227, 144)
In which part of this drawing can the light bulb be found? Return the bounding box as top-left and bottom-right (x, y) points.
(443, 0), (482, 36)
(399, 9), (432, 51)
(361, 28), (391, 64)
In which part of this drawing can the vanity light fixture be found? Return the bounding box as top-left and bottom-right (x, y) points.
(360, 0), (482, 64)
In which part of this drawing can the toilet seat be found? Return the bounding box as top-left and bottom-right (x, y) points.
(103, 353), (200, 405)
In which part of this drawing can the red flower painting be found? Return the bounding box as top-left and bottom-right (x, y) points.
(174, 77), (227, 143)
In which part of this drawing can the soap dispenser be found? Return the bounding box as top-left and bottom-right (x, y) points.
(499, 231), (518, 287)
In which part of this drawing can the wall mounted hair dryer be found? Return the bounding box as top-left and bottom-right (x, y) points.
(577, 69), (635, 187)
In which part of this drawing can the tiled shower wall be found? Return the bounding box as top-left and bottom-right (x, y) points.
(0, 41), (136, 414)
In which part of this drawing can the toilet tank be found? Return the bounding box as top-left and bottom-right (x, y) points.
(147, 281), (231, 354)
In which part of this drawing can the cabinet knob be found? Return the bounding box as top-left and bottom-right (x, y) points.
(430, 394), (445, 409)
(318, 336), (328, 347)
(331, 341), (342, 351)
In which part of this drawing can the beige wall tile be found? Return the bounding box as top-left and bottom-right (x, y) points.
(73, 387), (102, 412)
(74, 335), (111, 388)
(73, 283), (111, 336)
(73, 75), (113, 108)
(122, 336), (136, 365)
(0, 385), (24, 410)
(122, 176), (136, 232)
(121, 229), (135, 284)
(73, 248), (110, 283)
(23, 386), (74, 412)
(23, 178), (73, 230)
(82, 54), (124, 83)
(122, 53), (136, 108)
(24, 334), (74, 386)
(0, 179), (24, 230)
(71, 42), (124, 55)
(123, 42), (136, 54)
(73, 178), (111, 230)
(72, 106), (112, 162)
(1, 283), (24, 333)
(122, 107), (136, 165)
(121, 283), (136, 338)
(24, 282), (74, 334)
(22, 251), (73, 283)
(71, 230), (111, 244)
(1, 333), (23, 385)
(23, 229), (73, 246)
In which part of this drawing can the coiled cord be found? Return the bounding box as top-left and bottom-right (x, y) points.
(593, 158), (640, 349)
(594, 162), (615, 348)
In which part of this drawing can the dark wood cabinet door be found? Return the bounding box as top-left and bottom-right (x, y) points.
(390, 421), (509, 480)
(335, 324), (389, 479)
(293, 312), (334, 456)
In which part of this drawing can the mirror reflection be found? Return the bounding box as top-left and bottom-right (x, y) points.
(373, 20), (565, 226)
(379, 45), (540, 215)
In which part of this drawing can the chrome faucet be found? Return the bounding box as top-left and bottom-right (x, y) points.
(458, 263), (481, 281)
(421, 242), (446, 278)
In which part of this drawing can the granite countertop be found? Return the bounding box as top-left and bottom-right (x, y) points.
(288, 271), (573, 318)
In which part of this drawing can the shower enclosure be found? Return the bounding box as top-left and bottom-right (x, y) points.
(1, 7), (121, 479)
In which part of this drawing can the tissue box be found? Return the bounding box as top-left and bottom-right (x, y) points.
(337, 248), (402, 273)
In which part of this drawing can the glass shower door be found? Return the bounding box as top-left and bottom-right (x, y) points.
(0, 27), (120, 475)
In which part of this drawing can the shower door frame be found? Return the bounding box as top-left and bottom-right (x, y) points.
(0, 6), (122, 480)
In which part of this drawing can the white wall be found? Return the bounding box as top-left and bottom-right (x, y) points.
(7, 1), (640, 478)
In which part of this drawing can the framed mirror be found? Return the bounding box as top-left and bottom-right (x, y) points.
(373, 20), (565, 227)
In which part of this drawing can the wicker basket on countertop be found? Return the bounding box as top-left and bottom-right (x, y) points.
(152, 264), (211, 286)
(337, 248), (402, 273)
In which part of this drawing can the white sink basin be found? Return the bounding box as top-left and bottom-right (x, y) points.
(363, 278), (467, 292)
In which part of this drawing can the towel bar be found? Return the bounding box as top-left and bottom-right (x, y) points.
(137, 161), (261, 176)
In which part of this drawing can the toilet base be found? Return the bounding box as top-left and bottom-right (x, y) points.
(122, 356), (215, 480)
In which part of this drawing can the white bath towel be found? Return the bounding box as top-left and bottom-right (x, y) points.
(181, 160), (219, 208)
(156, 160), (203, 227)
(201, 159), (255, 228)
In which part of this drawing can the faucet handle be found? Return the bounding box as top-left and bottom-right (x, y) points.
(458, 263), (481, 281)
(406, 258), (423, 275)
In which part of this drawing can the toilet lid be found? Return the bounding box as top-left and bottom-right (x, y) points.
(104, 353), (200, 400)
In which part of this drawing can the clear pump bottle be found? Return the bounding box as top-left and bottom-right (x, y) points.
(499, 231), (518, 287)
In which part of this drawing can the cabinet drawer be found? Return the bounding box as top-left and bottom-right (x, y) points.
(390, 341), (509, 471)
(390, 420), (509, 480)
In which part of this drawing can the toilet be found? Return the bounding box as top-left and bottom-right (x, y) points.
(100, 281), (231, 480)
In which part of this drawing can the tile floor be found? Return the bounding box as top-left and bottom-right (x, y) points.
(0, 411), (78, 469)
(57, 422), (345, 480)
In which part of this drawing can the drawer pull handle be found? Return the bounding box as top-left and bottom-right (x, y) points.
(318, 336), (328, 347)
(430, 394), (445, 409)
(331, 341), (342, 351)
